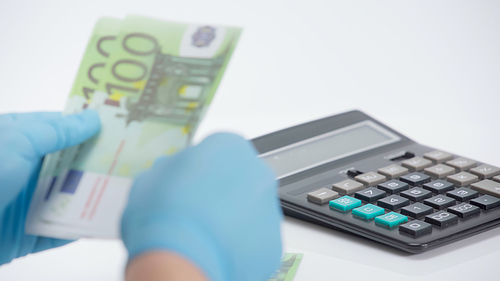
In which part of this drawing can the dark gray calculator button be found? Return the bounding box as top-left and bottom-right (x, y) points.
(355, 172), (386, 187)
(400, 172), (431, 186)
(447, 172), (479, 187)
(470, 164), (500, 180)
(448, 203), (480, 219)
(307, 188), (339, 204)
(399, 220), (432, 237)
(423, 180), (454, 194)
(400, 188), (432, 202)
(446, 188), (478, 202)
(470, 195), (500, 210)
(446, 157), (477, 172)
(377, 180), (409, 194)
(377, 164), (409, 179)
(332, 179), (364, 195)
(425, 211), (458, 227)
(401, 157), (433, 172)
(423, 150), (454, 164)
(377, 195), (410, 210)
(470, 180), (500, 198)
(400, 203), (433, 218)
(424, 164), (455, 179)
(354, 187), (386, 203)
(424, 195), (456, 210)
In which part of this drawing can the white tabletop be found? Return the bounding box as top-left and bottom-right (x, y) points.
(1, 0), (500, 280)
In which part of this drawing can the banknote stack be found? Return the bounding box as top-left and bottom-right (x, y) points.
(25, 16), (242, 239)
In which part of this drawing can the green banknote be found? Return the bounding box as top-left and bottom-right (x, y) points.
(269, 253), (303, 281)
(26, 16), (242, 239)
(41, 15), (242, 179)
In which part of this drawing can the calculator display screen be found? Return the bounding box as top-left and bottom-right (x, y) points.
(260, 120), (400, 179)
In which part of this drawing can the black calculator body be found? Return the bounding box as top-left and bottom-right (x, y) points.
(251, 110), (500, 253)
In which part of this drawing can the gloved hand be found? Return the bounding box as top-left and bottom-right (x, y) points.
(121, 133), (283, 281)
(0, 110), (101, 265)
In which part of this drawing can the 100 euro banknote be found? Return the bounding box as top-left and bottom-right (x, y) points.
(25, 16), (242, 239)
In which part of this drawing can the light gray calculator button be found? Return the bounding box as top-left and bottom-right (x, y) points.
(307, 188), (339, 204)
(494, 175), (500, 184)
(332, 179), (364, 195)
(401, 157), (433, 172)
(424, 164), (455, 179)
(447, 172), (479, 187)
(423, 150), (454, 163)
(470, 180), (500, 198)
(446, 157), (477, 172)
(355, 172), (387, 187)
(378, 164), (409, 179)
(469, 164), (500, 180)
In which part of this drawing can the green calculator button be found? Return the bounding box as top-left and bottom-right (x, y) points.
(329, 196), (361, 212)
(352, 204), (385, 220)
(375, 212), (408, 228)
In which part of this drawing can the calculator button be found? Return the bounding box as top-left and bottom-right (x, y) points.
(307, 188), (339, 204)
(377, 180), (409, 194)
(424, 195), (456, 210)
(375, 212), (408, 228)
(446, 157), (477, 172)
(470, 164), (500, 180)
(470, 195), (500, 210)
(425, 211), (458, 228)
(493, 175), (500, 184)
(352, 204), (385, 220)
(400, 203), (433, 218)
(399, 220), (433, 237)
(332, 179), (364, 195)
(423, 180), (455, 194)
(401, 157), (433, 172)
(446, 188), (478, 202)
(447, 203), (480, 219)
(423, 150), (454, 164)
(423, 164), (455, 179)
(377, 164), (409, 179)
(355, 172), (386, 187)
(354, 187), (386, 203)
(329, 196), (362, 212)
(377, 195), (410, 210)
(399, 172), (431, 186)
(447, 172), (479, 187)
(400, 188), (432, 202)
(470, 180), (500, 198)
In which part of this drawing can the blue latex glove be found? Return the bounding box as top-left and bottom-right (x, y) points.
(121, 133), (283, 281)
(0, 110), (101, 265)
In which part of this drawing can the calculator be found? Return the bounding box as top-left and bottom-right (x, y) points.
(252, 110), (500, 253)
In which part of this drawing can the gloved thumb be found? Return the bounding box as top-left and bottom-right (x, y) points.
(20, 110), (101, 157)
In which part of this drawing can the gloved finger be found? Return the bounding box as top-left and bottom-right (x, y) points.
(20, 110), (101, 157)
(0, 112), (61, 124)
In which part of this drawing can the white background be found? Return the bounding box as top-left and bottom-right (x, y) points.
(1, 0), (500, 280)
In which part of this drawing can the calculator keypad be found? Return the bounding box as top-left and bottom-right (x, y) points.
(308, 150), (500, 241)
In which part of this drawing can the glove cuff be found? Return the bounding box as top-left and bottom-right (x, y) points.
(122, 215), (229, 281)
